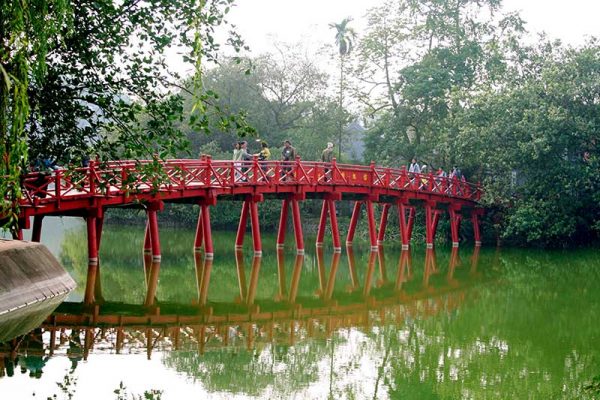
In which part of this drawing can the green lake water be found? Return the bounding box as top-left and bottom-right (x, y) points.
(1, 217), (599, 399)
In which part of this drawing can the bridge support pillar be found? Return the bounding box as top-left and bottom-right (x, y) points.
(32, 215), (44, 242)
(84, 214), (98, 305)
(316, 201), (328, 247)
(346, 201), (362, 246)
(201, 203), (214, 258)
(236, 200), (250, 250)
(328, 200), (341, 252)
(366, 200), (378, 251)
(472, 210), (482, 246)
(194, 207), (204, 253)
(448, 207), (462, 247)
(291, 199), (304, 255)
(276, 199), (289, 249)
(398, 202), (415, 250)
(316, 198), (341, 252)
(377, 204), (391, 245)
(236, 197), (262, 256)
(249, 200), (262, 256)
(143, 221), (153, 283)
(345, 200), (378, 251)
(144, 202), (163, 307)
(425, 202), (442, 249)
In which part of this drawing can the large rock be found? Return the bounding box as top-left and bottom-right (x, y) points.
(0, 239), (76, 317)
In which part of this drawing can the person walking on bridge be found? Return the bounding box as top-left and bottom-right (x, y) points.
(281, 140), (296, 181)
(408, 157), (421, 174)
(321, 142), (334, 181)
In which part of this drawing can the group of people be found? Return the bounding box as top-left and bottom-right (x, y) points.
(408, 157), (465, 181)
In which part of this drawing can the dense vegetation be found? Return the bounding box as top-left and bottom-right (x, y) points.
(2, 0), (599, 247)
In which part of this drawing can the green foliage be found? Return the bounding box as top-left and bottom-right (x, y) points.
(358, 0), (599, 246)
(0, 0), (72, 230)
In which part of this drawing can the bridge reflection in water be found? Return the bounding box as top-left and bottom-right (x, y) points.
(0, 246), (484, 368)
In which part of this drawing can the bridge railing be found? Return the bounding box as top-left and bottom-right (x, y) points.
(16, 158), (481, 207)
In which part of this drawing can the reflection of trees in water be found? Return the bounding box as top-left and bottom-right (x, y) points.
(162, 336), (335, 396)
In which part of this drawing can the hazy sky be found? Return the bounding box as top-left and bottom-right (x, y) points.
(227, 0), (599, 55)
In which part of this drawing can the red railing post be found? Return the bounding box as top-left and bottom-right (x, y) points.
(370, 161), (376, 185)
(400, 166), (407, 188)
(55, 169), (62, 200)
(204, 155), (212, 186)
(88, 160), (96, 194)
(428, 173), (434, 191)
(295, 155), (301, 183)
(274, 161), (281, 184)
(252, 155), (259, 184)
(331, 157), (337, 183)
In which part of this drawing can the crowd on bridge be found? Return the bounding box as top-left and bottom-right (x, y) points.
(228, 139), (467, 185)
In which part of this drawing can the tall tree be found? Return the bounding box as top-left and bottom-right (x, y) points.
(1, 0), (252, 231)
(1, 0), (72, 230)
(329, 17), (356, 159)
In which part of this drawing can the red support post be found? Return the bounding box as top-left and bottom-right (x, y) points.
(194, 207), (204, 253)
(96, 215), (104, 251)
(147, 209), (161, 262)
(32, 215), (43, 242)
(315, 200), (328, 247)
(398, 202), (414, 250)
(144, 221), (152, 255)
(448, 207), (462, 248)
(249, 200), (262, 256)
(201, 204), (214, 259)
(366, 200), (378, 251)
(346, 201), (362, 246)
(291, 199), (304, 254)
(472, 211), (482, 246)
(143, 221), (152, 283)
(84, 215), (98, 305)
(236, 200), (250, 249)
(425, 202), (441, 249)
(277, 199), (289, 249)
(377, 204), (390, 245)
(327, 200), (341, 252)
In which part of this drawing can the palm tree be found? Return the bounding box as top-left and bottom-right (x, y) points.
(329, 17), (356, 159)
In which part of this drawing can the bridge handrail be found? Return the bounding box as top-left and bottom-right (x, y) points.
(15, 158), (482, 208)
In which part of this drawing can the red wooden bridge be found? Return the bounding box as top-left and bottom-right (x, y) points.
(14, 156), (483, 264)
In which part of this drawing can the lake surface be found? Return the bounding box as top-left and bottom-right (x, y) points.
(1, 217), (599, 399)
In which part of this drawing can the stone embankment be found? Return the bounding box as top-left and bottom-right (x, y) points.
(0, 239), (75, 316)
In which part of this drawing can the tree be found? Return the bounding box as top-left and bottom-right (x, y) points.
(358, 0), (524, 166)
(1, 0), (72, 230)
(329, 17), (356, 159)
(1, 0), (253, 231)
(451, 40), (600, 246)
